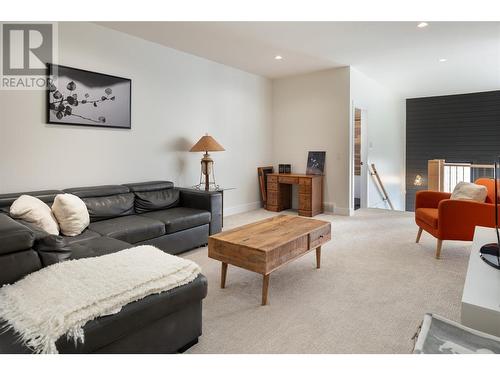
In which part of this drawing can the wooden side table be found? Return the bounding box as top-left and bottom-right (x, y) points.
(189, 185), (235, 227)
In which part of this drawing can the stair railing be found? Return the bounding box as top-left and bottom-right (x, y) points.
(368, 163), (394, 210)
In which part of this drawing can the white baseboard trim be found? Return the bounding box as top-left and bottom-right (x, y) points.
(323, 202), (351, 216)
(332, 207), (351, 216)
(223, 201), (352, 217)
(224, 201), (262, 217)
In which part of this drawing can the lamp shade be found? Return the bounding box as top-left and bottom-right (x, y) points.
(189, 134), (225, 152)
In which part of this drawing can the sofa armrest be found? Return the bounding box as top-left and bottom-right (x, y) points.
(0, 214), (35, 254)
(415, 190), (451, 209)
(437, 199), (498, 240)
(178, 189), (222, 235)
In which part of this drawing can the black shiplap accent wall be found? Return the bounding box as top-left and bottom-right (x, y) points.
(406, 90), (500, 211)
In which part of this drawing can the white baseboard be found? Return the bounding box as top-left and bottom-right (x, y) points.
(323, 202), (351, 216)
(224, 201), (262, 217)
(223, 201), (352, 217)
(333, 207), (351, 216)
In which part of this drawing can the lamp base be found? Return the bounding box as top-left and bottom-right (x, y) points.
(199, 152), (217, 191)
(480, 243), (500, 270)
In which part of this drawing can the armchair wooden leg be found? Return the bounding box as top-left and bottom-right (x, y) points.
(416, 228), (423, 243)
(435, 240), (443, 259)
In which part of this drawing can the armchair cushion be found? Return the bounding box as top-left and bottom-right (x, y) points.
(415, 208), (438, 228)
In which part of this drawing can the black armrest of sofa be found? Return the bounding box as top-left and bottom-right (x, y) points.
(0, 214), (41, 285)
(178, 189), (222, 235)
(0, 214), (35, 254)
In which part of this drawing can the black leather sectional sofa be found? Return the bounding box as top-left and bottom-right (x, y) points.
(0, 181), (222, 354)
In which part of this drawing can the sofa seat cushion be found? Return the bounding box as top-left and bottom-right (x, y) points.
(64, 229), (101, 245)
(140, 207), (211, 234)
(89, 215), (166, 244)
(416, 208), (438, 228)
(69, 237), (131, 260)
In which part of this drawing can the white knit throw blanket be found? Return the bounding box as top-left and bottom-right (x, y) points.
(0, 245), (201, 354)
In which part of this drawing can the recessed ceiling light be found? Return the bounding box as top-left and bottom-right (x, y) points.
(274, 55), (283, 60)
(417, 22), (428, 28)
(439, 58), (448, 62)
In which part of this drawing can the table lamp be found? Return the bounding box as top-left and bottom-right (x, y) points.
(190, 134), (225, 191)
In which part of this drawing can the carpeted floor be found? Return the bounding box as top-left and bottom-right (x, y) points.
(184, 208), (471, 354)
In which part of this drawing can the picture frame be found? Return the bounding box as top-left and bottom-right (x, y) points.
(257, 166), (274, 208)
(46, 63), (131, 129)
(306, 151), (326, 175)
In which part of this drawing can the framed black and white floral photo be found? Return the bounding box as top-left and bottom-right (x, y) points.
(47, 64), (131, 129)
(306, 151), (326, 175)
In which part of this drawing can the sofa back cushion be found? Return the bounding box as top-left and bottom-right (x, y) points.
(134, 190), (180, 213)
(63, 185), (134, 222)
(82, 193), (135, 222)
(124, 181), (179, 213)
(0, 189), (62, 214)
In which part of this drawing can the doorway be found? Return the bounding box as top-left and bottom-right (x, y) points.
(352, 107), (368, 211)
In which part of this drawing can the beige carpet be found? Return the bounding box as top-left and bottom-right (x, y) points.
(183, 208), (470, 354)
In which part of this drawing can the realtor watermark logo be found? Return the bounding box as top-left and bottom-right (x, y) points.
(1, 22), (58, 90)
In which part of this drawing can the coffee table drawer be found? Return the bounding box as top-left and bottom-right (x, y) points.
(309, 224), (331, 249)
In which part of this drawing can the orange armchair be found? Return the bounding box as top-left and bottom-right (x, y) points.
(415, 178), (500, 259)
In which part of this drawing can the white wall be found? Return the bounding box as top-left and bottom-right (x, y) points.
(272, 67), (351, 214)
(350, 67), (405, 211)
(0, 22), (273, 215)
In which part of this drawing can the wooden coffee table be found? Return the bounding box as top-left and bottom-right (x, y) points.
(208, 214), (331, 305)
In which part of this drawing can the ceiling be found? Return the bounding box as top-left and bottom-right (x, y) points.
(98, 22), (500, 98)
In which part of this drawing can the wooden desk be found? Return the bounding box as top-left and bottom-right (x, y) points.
(265, 173), (323, 217)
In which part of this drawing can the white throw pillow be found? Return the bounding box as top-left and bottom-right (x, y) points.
(10, 195), (60, 235)
(450, 181), (488, 203)
(52, 193), (90, 237)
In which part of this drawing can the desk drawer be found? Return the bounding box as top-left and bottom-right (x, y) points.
(279, 176), (298, 185)
(299, 194), (311, 210)
(267, 191), (278, 205)
(309, 225), (331, 249)
(299, 183), (311, 194)
(268, 175), (277, 183)
(299, 178), (312, 186)
(267, 182), (278, 191)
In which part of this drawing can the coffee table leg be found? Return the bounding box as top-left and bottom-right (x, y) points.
(221, 262), (228, 289)
(262, 274), (270, 305)
(316, 246), (321, 269)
